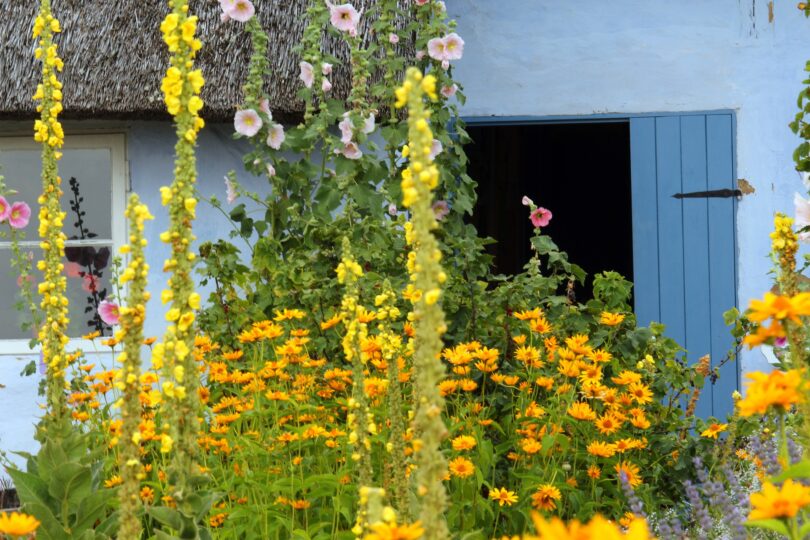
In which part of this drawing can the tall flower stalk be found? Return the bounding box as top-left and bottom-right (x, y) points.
(32, 0), (69, 422)
(395, 67), (449, 539)
(116, 195), (154, 540)
(157, 0), (205, 502)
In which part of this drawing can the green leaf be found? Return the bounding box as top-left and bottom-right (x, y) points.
(6, 466), (56, 516)
(772, 459), (810, 482)
(745, 518), (791, 535)
(72, 489), (111, 534)
(147, 506), (184, 531)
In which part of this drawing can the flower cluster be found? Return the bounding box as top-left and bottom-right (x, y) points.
(395, 67), (449, 538)
(115, 195), (154, 540)
(157, 0), (206, 504)
(32, 0), (71, 420)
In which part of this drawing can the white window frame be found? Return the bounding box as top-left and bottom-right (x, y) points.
(0, 133), (127, 357)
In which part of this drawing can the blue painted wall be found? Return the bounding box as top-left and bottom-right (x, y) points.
(448, 0), (808, 375)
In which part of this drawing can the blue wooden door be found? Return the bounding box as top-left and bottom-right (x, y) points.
(630, 113), (738, 419)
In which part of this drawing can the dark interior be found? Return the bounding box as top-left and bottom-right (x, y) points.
(466, 121), (634, 296)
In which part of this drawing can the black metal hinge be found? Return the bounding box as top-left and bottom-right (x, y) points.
(672, 189), (742, 199)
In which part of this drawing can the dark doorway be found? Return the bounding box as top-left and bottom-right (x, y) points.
(466, 121), (633, 295)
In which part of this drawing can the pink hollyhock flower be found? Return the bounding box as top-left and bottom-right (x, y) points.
(259, 98), (272, 119)
(795, 193), (810, 242)
(416, 50), (426, 60)
(225, 177), (238, 204)
(429, 139), (443, 160)
(267, 164), (276, 177)
(530, 207), (552, 228)
(427, 37), (446, 61)
(227, 0), (255, 22)
(322, 78), (333, 93)
(441, 83), (458, 98)
(328, 2), (361, 34)
(299, 61), (315, 88)
(388, 203), (398, 216)
(65, 261), (83, 278)
(82, 273), (100, 293)
(362, 113), (376, 134)
(0, 196), (10, 222)
(432, 200), (450, 220)
(443, 32), (464, 60)
(414, 0), (430, 5)
(267, 124), (286, 150)
(521, 196), (534, 207)
(218, 0), (235, 20)
(321, 62), (333, 76)
(338, 142), (363, 160)
(98, 300), (120, 326)
(339, 115), (354, 144)
(234, 109), (262, 137)
(16, 274), (34, 288)
(8, 201), (31, 229)
(389, 33), (400, 44)
(441, 60), (450, 71)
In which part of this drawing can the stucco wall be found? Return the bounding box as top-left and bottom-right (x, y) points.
(448, 0), (809, 374)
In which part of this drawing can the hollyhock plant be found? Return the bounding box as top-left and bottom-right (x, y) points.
(267, 124), (286, 150)
(432, 200), (450, 220)
(322, 78), (333, 93)
(98, 300), (120, 326)
(427, 37), (446, 61)
(299, 61), (315, 88)
(8, 201), (31, 229)
(339, 116), (354, 144)
(429, 139), (443, 160)
(82, 273), (100, 293)
(530, 206), (553, 228)
(389, 33), (399, 44)
(321, 62), (333, 76)
(0, 196), (10, 222)
(234, 109), (262, 137)
(259, 98), (272, 119)
(327, 2), (360, 35)
(522, 195), (534, 207)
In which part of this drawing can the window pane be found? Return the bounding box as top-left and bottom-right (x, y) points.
(0, 245), (116, 340)
(0, 148), (112, 239)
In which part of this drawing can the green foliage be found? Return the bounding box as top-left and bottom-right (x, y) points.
(4, 417), (117, 539)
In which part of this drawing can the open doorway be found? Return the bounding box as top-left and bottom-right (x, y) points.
(466, 121), (633, 297)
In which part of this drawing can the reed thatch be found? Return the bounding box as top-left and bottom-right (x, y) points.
(0, 0), (394, 122)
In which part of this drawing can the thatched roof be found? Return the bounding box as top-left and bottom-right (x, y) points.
(0, 0), (390, 122)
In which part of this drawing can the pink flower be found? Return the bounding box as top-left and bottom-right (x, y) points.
(389, 33), (400, 44)
(299, 61), (315, 88)
(226, 0), (255, 22)
(338, 142), (363, 160)
(98, 300), (120, 326)
(16, 274), (34, 288)
(362, 113), (376, 134)
(795, 193), (810, 242)
(441, 60), (450, 70)
(267, 164), (276, 177)
(0, 196), (10, 222)
(8, 202), (30, 229)
(234, 109), (262, 137)
(328, 2), (361, 34)
(415, 50), (426, 60)
(432, 200), (450, 221)
(530, 207), (552, 228)
(225, 177), (238, 204)
(321, 62), (333, 76)
(427, 38), (447, 61)
(65, 262), (83, 278)
(443, 33), (464, 60)
(441, 84), (458, 98)
(259, 98), (272, 119)
(82, 274), (100, 293)
(322, 78), (333, 93)
(339, 116), (354, 144)
(267, 124), (286, 150)
(429, 139), (443, 161)
(415, 0), (430, 5)
(521, 196), (534, 207)
(388, 203), (398, 216)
